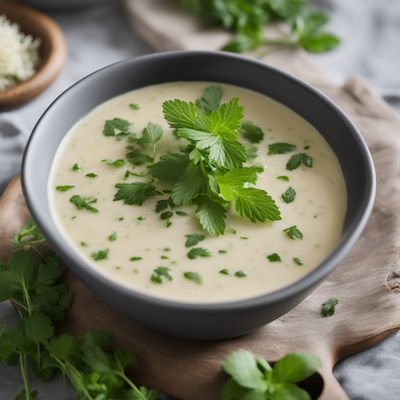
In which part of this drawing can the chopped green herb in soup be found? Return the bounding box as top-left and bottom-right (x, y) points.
(50, 82), (346, 303)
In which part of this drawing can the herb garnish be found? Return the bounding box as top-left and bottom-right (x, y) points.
(102, 159), (125, 168)
(108, 232), (117, 242)
(114, 182), (158, 206)
(183, 271), (203, 284)
(240, 121), (264, 143)
(268, 142), (296, 155)
(187, 247), (211, 259)
(85, 173), (98, 178)
(150, 267), (172, 284)
(185, 233), (205, 248)
(11, 222), (45, 249)
(283, 225), (303, 240)
(282, 186), (296, 203)
(72, 163), (81, 171)
(286, 153), (313, 170)
(219, 268), (230, 275)
(130, 256), (142, 262)
(129, 103), (139, 110)
(103, 118), (131, 137)
(91, 249), (109, 261)
(176, 210), (188, 216)
(56, 185), (74, 192)
(293, 257), (303, 266)
(277, 175), (289, 181)
(221, 350), (321, 400)
(234, 270), (247, 278)
(267, 253), (281, 262)
(195, 85), (223, 113)
(321, 298), (339, 317)
(69, 195), (98, 213)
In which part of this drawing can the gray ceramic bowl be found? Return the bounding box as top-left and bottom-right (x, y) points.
(22, 51), (375, 340)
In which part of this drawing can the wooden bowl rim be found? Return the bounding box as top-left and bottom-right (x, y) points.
(0, 3), (66, 109)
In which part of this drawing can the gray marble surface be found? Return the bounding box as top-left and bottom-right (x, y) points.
(1, 1), (399, 399)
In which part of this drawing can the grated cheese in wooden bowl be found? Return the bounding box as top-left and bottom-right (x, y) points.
(0, 14), (41, 91)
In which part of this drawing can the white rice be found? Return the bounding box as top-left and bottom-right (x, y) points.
(0, 14), (41, 91)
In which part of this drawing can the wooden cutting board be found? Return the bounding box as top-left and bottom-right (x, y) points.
(1, 2), (400, 399)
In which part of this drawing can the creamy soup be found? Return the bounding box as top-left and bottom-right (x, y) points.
(49, 82), (346, 303)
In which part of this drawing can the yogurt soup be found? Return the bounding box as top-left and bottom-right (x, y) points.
(50, 82), (347, 303)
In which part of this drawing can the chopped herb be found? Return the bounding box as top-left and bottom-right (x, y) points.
(284, 225), (303, 240)
(91, 249), (109, 261)
(176, 210), (188, 216)
(227, 228), (237, 234)
(150, 267), (172, 284)
(240, 236), (248, 240)
(72, 163), (81, 171)
(69, 195), (98, 213)
(137, 216), (145, 221)
(195, 86), (223, 113)
(183, 271), (203, 284)
(321, 298), (339, 317)
(219, 268), (230, 275)
(218, 249), (227, 254)
(234, 270), (247, 278)
(11, 222), (45, 249)
(246, 145), (258, 161)
(123, 170), (144, 180)
(268, 142), (296, 155)
(118, 217), (124, 221)
(187, 247), (211, 259)
(103, 118), (131, 137)
(129, 103), (139, 110)
(126, 149), (153, 166)
(166, 220), (172, 228)
(185, 233), (205, 248)
(114, 182), (158, 206)
(277, 175), (289, 181)
(282, 187), (296, 203)
(80, 241), (88, 247)
(240, 121), (264, 143)
(163, 247), (171, 252)
(160, 211), (173, 220)
(108, 232), (117, 242)
(293, 257), (303, 266)
(160, 255), (169, 260)
(85, 173), (97, 178)
(102, 159), (125, 168)
(304, 145), (311, 150)
(138, 122), (163, 149)
(286, 153), (314, 170)
(267, 253), (281, 262)
(56, 185), (74, 192)
(155, 199), (169, 213)
(130, 256), (142, 262)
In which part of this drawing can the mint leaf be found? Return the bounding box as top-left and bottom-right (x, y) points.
(103, 118), (131, 137)
(69, 195), (98, 213)
(150, 267), (172, 284)
(187, 247), (211, 259)
(321, 298), (339, 317)
(222, 350), (267, 391)
(282, 187), (296, 203)
(56, 185), (74, 192)
(273, 353), (321, 383)
(195, 196), (226, 236)
(283, 226), (303, 240)
(185, 233), (205, 248)
(150, 153), (190, 181)
(91, 249), (109, 261)
(183, 271), (202, 284)
(114, 182), (158, 206)
(102, 159), (125, 168)
(240, 121), (264, 143)
(196, 86), (223, 113)
(268, 142), (296, 155)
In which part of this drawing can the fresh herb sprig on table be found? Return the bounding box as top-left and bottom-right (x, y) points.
(112, 87), (281, 236)
(1, 223), (322, 399)
(179, 0), (340, 53)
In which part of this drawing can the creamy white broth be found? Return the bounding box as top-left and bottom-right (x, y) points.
(49, 82), (346, 303)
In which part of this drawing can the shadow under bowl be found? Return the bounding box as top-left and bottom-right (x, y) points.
(22, 51), (375, 340)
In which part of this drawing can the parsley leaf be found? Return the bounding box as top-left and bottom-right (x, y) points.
(240, 121), (264, 143)
(185, 233), (205, 248)
(72, 163), (81, 171)
(282, 187), (296, 203)
(268, 142), (296, 155)
(114, 182), (158, 206)
(138, 122), (163, 145)
(11, 222), (45, 249)
(277, 175), (289, 181)
(150, 153), (190, 181)
(195, 196), (226, 236)
(163, 99), (200, 129)
(293, 257), (303, 266)
(183, 271), (203, 284)
(172, 163), (206, 206)
(321, 298), (339, 317)
(108, 232), (117, 242)
(69, 195), (98, 213)
(126, 149), (153, 166)
(85, 173), (97, 178)
(284, 226), (303, 240)
(129, 103), (139, 110)
(234, 270), (247, 278)
(187, 247), (211, 259)
(56, 185), (74, 192)
(102, 159), (125, 168)
(103, 118), (131, 137)
(267, 253), (281, 262)
(91, 249), (109, 261)
(150, 267), (172, 284)
(196, 86), (223, 113)
(286, 153), (313, 170)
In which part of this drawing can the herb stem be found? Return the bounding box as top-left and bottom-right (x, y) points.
(116, 372), (147, 400)
(19, 353), (32, 400)
(21, 281), (32, 317)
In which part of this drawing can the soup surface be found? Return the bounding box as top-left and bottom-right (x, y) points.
(50, 82), (346, 303)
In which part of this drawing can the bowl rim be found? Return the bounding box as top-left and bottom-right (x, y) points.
(0, 3), (66, 109)
(22, 50), (376, 311)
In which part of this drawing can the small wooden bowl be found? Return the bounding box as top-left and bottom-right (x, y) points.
(0, 2), (66, 110)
